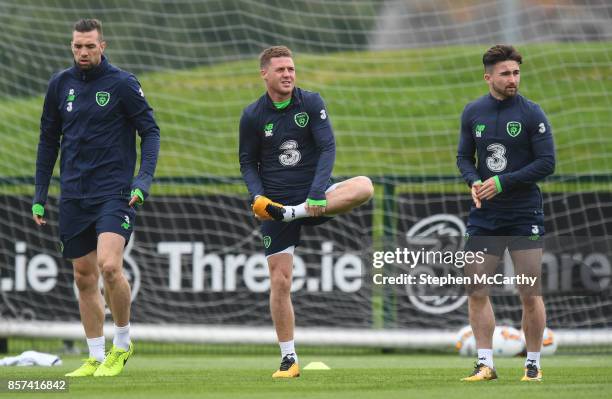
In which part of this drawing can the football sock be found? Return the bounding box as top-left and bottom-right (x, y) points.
(279, 340), (298, 363)
(113, 323), (131, 351)
(87, 336), (105, 362)
(282, 203), (308, 222)
(477, 348), (494, 368)
(525, 352), (541, 369)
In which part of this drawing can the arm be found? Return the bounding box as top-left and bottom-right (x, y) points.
(121, 75), (160, 204)
(456, 107), (482, 207)
(456, 107), (481, 187)
(238, 112), (264, 201)
(33, 76), (62, 224)
(307, 94), (335, 203)
(497, 106), (555, 191)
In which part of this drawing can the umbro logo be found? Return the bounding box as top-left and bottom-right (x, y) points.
(264, 123), (274, 137)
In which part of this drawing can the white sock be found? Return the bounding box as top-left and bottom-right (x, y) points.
(113, 323), (131, 351)
(87, 336), (105, 362)
(477, 348), (494, 368)
(526, 352), (541, 369)
(279, 340), (298, 363)
(282, 203), (308, 222)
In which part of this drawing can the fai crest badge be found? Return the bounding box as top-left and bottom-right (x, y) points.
(506, 121), (522, 137)
(96, 91), (110, 107)
(263, 236), (272, 249)
(294, 112), (309, 128)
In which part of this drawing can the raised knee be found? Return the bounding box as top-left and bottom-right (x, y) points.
(361, 176), (374, 200)
(354, 176), (374, 202)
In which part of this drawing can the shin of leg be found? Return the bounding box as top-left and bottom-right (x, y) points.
(511, 249), (546, 352)
(521, 295), (546, 352)
(468, 295), (495, 349)
(73, 252), (104, 338)
(325, 176), (374, 215)
(97, 233), (131, 327)
(465, 256), (499, 349)
(268, 253), (294, 342)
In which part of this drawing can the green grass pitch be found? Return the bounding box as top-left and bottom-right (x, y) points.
(2, 354), (611, 399)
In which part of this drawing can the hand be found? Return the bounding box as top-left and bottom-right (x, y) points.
(128, 195), (140, 207)
(477, 177), (500, 201)
(32, 203), (46, 226)
(305, 204), (326, 217)
(471, 182), (482, 209)
(129, 188), (144, 207)
(305, 198), (327, 217)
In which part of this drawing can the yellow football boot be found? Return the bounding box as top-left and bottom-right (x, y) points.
(521, 363), (542, 382)
(65, 358), (101, 377)
(272, 355), (300, 378)
(461, 363), (498, 381)
(252, 196), (285, 221)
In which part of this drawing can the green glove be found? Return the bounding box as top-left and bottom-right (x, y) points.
(492, 176), (502, 193)
(32, 203), (45, 217)
(131, 188), (144, 206)
(306, 198), (327, 207)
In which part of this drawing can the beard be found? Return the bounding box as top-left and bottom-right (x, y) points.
(493, 82), (518, 99)
(75, 58), (98, 71)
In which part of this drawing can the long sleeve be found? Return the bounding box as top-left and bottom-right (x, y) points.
(498, 106), (555, 190)
(456, 107), (481, 187)
(34, 77), (62, 205)
(239, 112), (264, 201)
(121, 75), (160, 198)
(307, 94), (335, 200)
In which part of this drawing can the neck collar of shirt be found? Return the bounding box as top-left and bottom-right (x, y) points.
(488, 92), (519, 108)
(71, 55), (109, 82)
(265, 88), (301, 111)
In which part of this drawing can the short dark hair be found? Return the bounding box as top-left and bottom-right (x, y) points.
(73, 18), (103, 40)
(259, 46), (292, 69)
(482, 44), (522, 71)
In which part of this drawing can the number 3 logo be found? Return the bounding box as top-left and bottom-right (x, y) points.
(279, 140), (301, 167)
(320, 109), (327, 120)
(486, 143), (507, 172)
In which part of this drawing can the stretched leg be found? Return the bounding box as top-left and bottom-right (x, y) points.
(324, 176), (374, 215)
(278, 176), (374, 221)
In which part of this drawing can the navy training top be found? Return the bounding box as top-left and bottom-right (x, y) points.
(239, 87), (336, 204)
(34, 55), (160, 205)
(457, 93), (555, 216)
